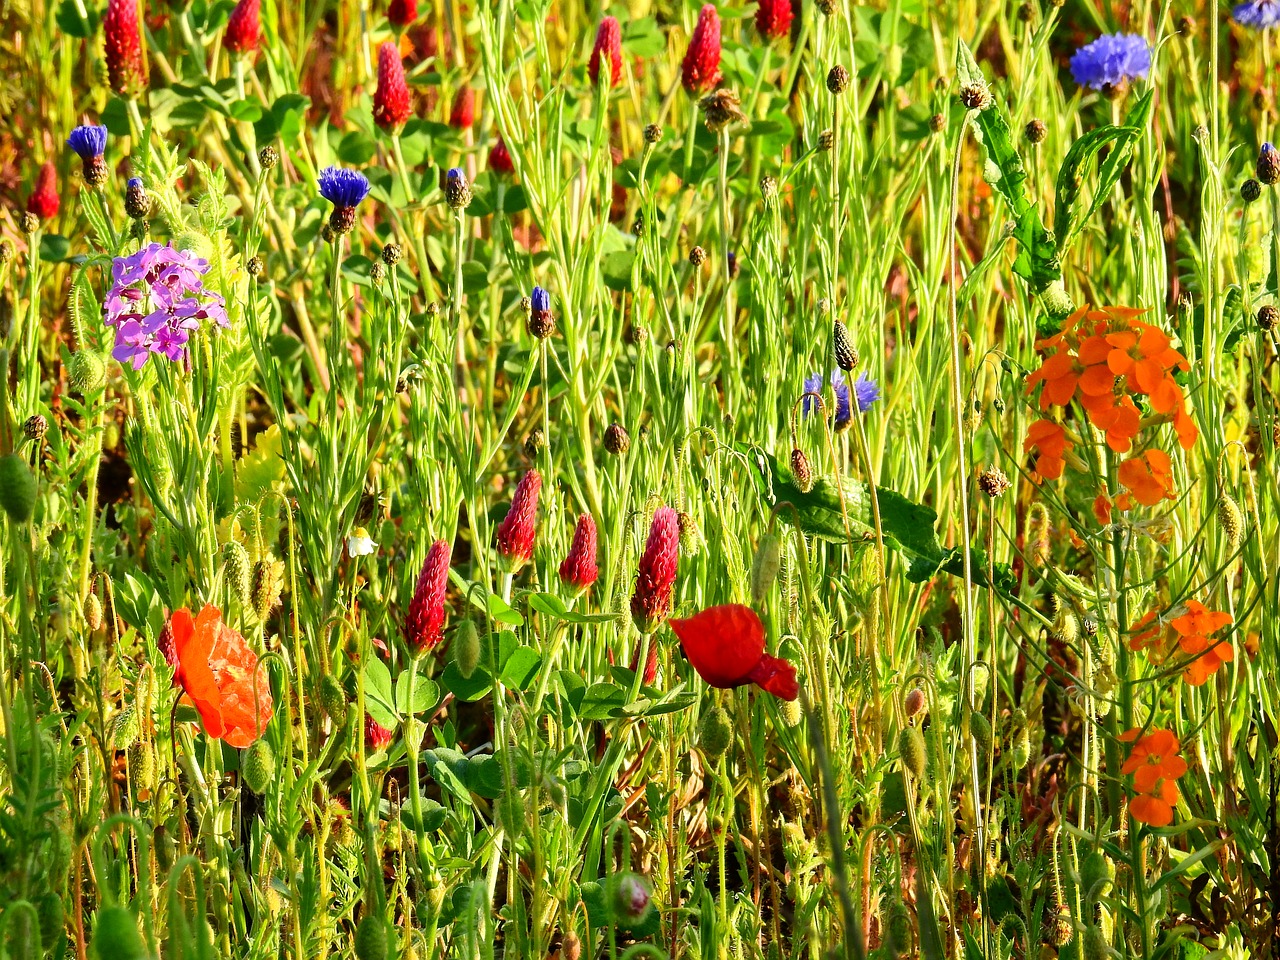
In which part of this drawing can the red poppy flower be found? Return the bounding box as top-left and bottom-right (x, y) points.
(669, 604), (798, 700)
(169, 604), (273, 747)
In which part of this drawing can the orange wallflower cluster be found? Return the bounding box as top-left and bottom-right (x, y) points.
(1023, 305), (1196, 510)
(1129, 600), (1233, 686)
(169, 604), (274, 747)
(1119, 727), (1186, 826)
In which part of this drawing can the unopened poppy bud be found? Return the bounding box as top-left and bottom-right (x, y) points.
(790, 447), (813, 493)
(1217, 493), (1244, 547)
(453, 620), (481, 678)
(354, 916), (388, 960)
(251, 557), (282, 621)
(0, 454), (37, 524)
(885, 900), (912, 956)
(496, 791), (525, 832)
(1025, 118), (1047, 143)
(833, 320), (857, 371)
(677, 512), (701, 557)
(561, 932), (582, 960)
(1012, 720), (1031, 769)
(91, 906), (146, 960)
(1242, 178), (1263, 203)
(749, 533), (782, 605)
(604, 422), (630, 455)
(898, 726), (927, 779)
(1080, 850), (1115, 898)
(777, 697), (802, 727)
(320, 674), (347, 724)
(970, 710), (992, 756)
(1081, 924), (1107, 960)
(1026, 501), (1050, 566)
(242, 739), (275, 794)
(130, 740), (156, 791)
(85, 591), (104, 631)
(904, 687), (926, 719)
(609, 872), (653, 926)
(223, 541), (251, 605)
(113, 704), (138, 750)
(826, 65), (850, 95)
(23, 414), (47, 441)
(699, 705), (733, 758)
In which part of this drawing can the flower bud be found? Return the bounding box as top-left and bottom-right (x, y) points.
(604, 422), (631, 455)
(453, 620), (481, 679)
(354, 916), (388, 960)
(241, 738), (275, 794)
(699, 705), (733, 758)
(898, 726), (927, 779)
(749, 533), (782, 605)
(0, 454), (37, 523)
(23, 414), (47, 441)
(790, 447), (813, 494)
(609, 872), (653, 926)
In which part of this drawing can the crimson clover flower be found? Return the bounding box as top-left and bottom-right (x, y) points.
(103, 242), (230, 369)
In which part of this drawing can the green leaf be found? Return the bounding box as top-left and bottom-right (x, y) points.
(55, 0), (98, 37)
(395, 671), (439, 715)
(528, 592), (619, 624)
(499, 647), (541, 690)
(365, 658), (398, 727)
(578, 682), (627, 721)
(439, 662), (493, 702)
(1052, 91), (1152, 255)
(601, 250), (634, 292)
(229, 97), (264, 122)
(38, 235), (71, 263)
(401, 797), (447, 832)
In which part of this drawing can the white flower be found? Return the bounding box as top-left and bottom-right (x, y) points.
(347, 527), (378, 558)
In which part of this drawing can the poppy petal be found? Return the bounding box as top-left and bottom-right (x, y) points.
(670, 604), (766, 688)
(745, 653), (799, 701)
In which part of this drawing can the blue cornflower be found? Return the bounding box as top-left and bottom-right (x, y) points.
(853, 372), (880, 414)
(66, 124), (108, 159)
(802, 371), (853, 422)
(318, 166), (370, 234)
(531, 285), (551, 315)
(527, 285), (554, 338)
(1069, 34), (1151, 91)
(317, 166), (371, 209)
(67, 124), (109, 188)
(1233, 0), (1280, 28)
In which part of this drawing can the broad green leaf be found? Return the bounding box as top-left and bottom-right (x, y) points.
(395, 671), (439, 715)
(364, 657), (397, 727)
(499, 647), (541, 690)
(578, 682), (627, 721)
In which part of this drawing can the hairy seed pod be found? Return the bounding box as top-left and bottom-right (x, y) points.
(320, 674), (348, 725)
(790, 448), (813, 493)
(970, 711), (992, 757)
(1217, 494), (1244, 548)
(1026, 502), (1051, 567)
(904, 687), (926, 719)
(777, 697), (802, 728)
(898, 726), (927, 779)
(85, 591), (104, 631)
(223, 541), (252, 605)
(750, 533), (782, 605)
(0, 454), (37, 523)
(251, 558), (282, 622)
(1081, 924), (1108, 960)
(113, 705), (139, 751)
(453, 620), (481, 679)
(699, 705), (733, 758)
(91, 905), (146, 960)
(353, 916), (388, 960)
(129, 741), (155, 792)
(242, 739), (275, 794)
(885, 900), (912, 956)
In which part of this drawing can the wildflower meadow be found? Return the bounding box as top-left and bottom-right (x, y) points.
(3, 0), (1280, 957)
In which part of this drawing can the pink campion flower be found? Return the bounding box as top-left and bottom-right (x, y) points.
(559, 514), (599, 593)
(630, 507), (679, 634)
(373, 42), (413, 132)
(489, 136), (514, 176)
(406, 538), (451, 650)
(104, 0), (146, 96)
(224, 0), (261, 55)
(449, 86), (475, 129)
(388, 0), (417, 28)
(755, 0), (792, 41)
(102, 242), (230, 369)
(589, 16), (623, 87)
(26, 162), (59, 220)
(496, 470), (542, 569)
(681, 4), (722, 95)
(365, 713), (394, 749)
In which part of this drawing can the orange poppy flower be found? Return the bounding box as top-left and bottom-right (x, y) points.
(1119, 727), (1186, 826)
(1092, 492), (1112, 525)
(1023, 419), (1073, 480)
(170, 604), (273, 747)
(1169, 600), (1233, 686)
(1117, 449), (1176, 508)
